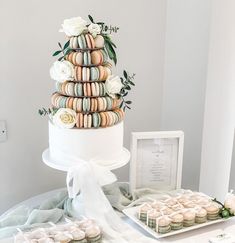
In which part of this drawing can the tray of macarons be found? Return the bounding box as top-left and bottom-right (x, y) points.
(14, 218), (102, 243)
(123, 191), (234, 239)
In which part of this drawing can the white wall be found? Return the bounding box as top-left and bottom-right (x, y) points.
(0, 0), (167, 213)
(229, 133), (235, 189)
(161, 0), (211, 190)
(199, 0), (235, 200)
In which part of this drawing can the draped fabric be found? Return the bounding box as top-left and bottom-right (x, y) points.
(0, 158), (158, 242)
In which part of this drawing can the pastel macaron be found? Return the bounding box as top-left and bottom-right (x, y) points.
(78, 35), (87, 49)
(94, 35), (105, 48)
(91, 50), (103, 65)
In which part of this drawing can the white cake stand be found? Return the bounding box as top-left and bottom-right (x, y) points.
(42, 147), (130, 172)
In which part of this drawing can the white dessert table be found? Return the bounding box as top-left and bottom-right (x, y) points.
(1, 189), (235, 243)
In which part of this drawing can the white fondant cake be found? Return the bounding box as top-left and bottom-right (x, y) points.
(49, 121), (127, 166)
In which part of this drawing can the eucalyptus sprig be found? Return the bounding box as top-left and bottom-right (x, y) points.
(38, 107), (58, 117)
(118, 70), (136, 111)
(88, 15), (119, 34)
(88, 14), (118, 65)
(52, 41), (71, 61)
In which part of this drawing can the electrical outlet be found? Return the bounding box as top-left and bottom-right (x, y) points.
(0, 120), (7, 142)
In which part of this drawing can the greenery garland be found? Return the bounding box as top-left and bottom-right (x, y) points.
(118, 71), (136, 111)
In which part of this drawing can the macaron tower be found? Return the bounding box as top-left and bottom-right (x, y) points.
(43, 16), (134, 168)
(49, 16), (130, 129)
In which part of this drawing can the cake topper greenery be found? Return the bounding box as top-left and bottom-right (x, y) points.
(52, 14), (119, 65)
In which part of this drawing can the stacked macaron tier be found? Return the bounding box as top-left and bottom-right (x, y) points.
(56, 82), (107, 97)
(66, 49), (108, 66)
(51, 93), (121, 113)
(51, 33), (124, 129)
(69, 34), (104, 50)
(73, 65), (111, 82)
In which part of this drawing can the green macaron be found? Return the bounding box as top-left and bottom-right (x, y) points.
(60, 97), (66, 108)
(78, 35), (86, 49)
(90, 67), (98, 81)
(106, 97), (112, 110)
(75, 83), (83, 96)
(83, 52), (91, 65)
(92, 113), (99, 128)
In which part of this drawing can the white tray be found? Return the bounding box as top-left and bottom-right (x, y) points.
(123, 206), (233, 239)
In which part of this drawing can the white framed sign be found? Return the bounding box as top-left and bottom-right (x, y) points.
(130, 131), (184, 193)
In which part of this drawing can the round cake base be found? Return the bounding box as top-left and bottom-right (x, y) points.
(42, 147), (130, 172)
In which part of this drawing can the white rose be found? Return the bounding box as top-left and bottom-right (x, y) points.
(88, 23), (101, 38)
(105, 75), (123, 98)
(59, 17), (87, 36)
(50, 60), (74, 83)
(53, 108), (76, 129)
(224, 191), (235, 215)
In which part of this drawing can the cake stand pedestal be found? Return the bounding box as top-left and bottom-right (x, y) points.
(42, 148), (130, 172)
(42, 147), (131, 218)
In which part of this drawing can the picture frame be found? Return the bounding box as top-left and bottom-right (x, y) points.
(130, 131), (184, 193)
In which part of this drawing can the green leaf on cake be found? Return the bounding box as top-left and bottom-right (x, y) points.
(58, 42), (62, 49)
(129, 80), (135, 86)
(63, 40), (70, 50)
(63, 48), (72, 57)
(58, 56), (64, 61)
(103, 35), (117, 48)
(52, 50), (62, 56)
(88, 15), (94, 23)
(123, 92), (128, 97)
(104, 41), (117, 65)
(123, 70), (128, 79)
(125, 101), (132, 104)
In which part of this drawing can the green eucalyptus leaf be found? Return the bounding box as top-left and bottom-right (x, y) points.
(125, 101), (132, 104)
(64, 48), (72, 56)
(110, 41), (117, 48)
(88, 15), (94, 23)
(97, 22), (105, 25)
(123, 92), (128, 97)
(108, 42), (117, 64)
(123, 70), (128, 79)
(58, 42), (62, 49)
(125, 85), (131, 90)
(53, 50), (62, 56)
(105, 42), (115, 60)
(129, 81), (135, 86)
(104, 38), (117, 64)
(58, 56), (64, 61)
(104, 35), (117, 48)
(63, 40), (70, 50)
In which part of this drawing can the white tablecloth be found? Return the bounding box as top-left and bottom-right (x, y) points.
(1, 189), (235, 243)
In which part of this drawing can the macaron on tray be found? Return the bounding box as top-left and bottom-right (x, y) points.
(14, 218), (102, 243)
(123, 191), (233, 239)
